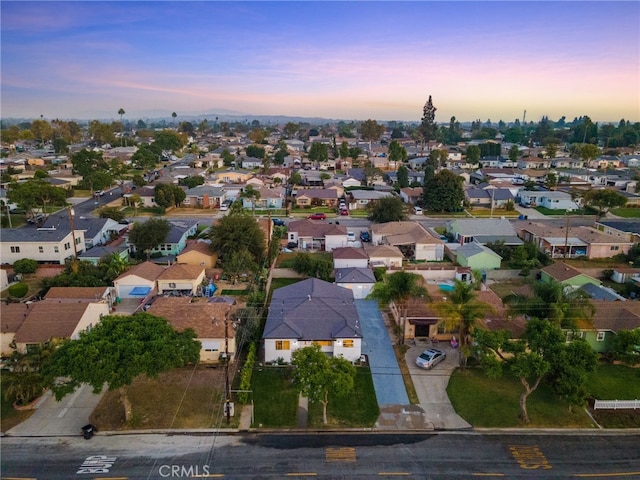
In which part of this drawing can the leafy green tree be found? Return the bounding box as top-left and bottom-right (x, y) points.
(291, 344), (356, 425)
(544, 172), (557, 191)
(611, 329), (640, 366)
(466, 145), (481, 164)
(3, 372), (46, 406)
(209, 210), (266, 264)
(289, 171), (302, 186)
(284, 122), (299, 137)
(154, 184), (185, 208)
(128, 218), (170, 259)
(42, 313), (200, 422)
(308, 142), (329, 164)
(132, 174), (146, 188)
(368, 271), (428, 344)
(582, 189), (627, 221)
(98, 206), (126, 222)
(30, 119), (53, 145)
(178, 176), (205, 189)
(360, 119), (384, 144)
(7, 179), (66, 220)
(338, 141), (350, 160)
(221, 149), (235, 167)
(545, 142), (559, 159)
(223, 247), (258, 284)
(88, 120), (116, 145)
(98, 252), (130, 280)
(435, 280), (493, 368)
(246, 145), (266, 159)
(429, 149), (448, 169)
(508, 145), (520, 162)
(131, 144), (160, 173)
(397, 165), (409, 188)
(292, 253), (333, 281)
(548, 339), (597, 411)
(388, 140), (408, 168)
(367, 196), (406, 223)
(348, 147), (362, 164)
(71, 149), (108, 178)
(82, 170), (113, 191)
(505, 278), (594, 329)
(13, 258), (38, 275)
(423, 169), (464, 212)
(40, 260), (111, 289)
(154, 129), (184, 151)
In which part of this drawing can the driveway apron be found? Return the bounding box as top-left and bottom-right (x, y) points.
(355, 300), (409, 406)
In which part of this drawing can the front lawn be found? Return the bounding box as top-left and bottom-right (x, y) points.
(610, 207), (640, 218)
(252, 367), (299, 428)
(447, 368), (595, 428)
(0, 373), (36, 433)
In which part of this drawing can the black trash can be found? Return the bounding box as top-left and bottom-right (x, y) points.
(81, 424), (97, 440)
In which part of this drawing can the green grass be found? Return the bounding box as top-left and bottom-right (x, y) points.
(534, 206), (571, 216)
(220, 289), (250, 295)
(0, 373), (35, 433)
(307, 367), (380, 428)
(7, 282), (29, 298)
(610, 207), (640, 218)
(586, 363), (640, 399)
(252, 367), (299, 427)
(467, 208), (520, 218)
(447, 368), (595, 428)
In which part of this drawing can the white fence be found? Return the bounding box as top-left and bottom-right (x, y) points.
(593, 399), (640, 410)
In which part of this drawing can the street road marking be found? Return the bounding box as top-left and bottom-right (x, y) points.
(378, 473), (411, 476)
(1, 477), (37, 480)
(574, 473), (640, 477)
(508, 444), (551, 470)
(472, 474), (505, 477)
(285, 474), (317, 477)
(326, 447), (356, 462)
(76, 455), (117, 474)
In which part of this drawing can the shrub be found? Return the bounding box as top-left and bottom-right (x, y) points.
(13, 258), (38, 275)
(8, 282), (29, 298)
(238, 343), (257, 404)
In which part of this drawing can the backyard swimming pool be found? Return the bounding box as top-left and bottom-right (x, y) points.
(438, 283), (455, 292)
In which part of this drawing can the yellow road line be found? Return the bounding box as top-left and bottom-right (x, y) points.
(378, 473), (411, 476)
(472, 474), (506, 477)
(574, 473), (640, 478)
(285, 474), (318, 477)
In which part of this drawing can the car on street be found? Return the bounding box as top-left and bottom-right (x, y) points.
(415, 348), (446, 369)
(359, 231), (371, 242)
(307, 213), (326, 220)
(272, 218), (286, 226)
(347, 231), (356, 242)
(340, 208), (349, 216)
(413, 206), (423, 215)
(95, 190), (105, 197)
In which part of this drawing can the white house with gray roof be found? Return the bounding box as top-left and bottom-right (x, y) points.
(1, 225), (86, 264)
(348, 190), (394, 209)
(263, 278), (362, 363)
(334, 267), (377, 299)
(446, 218), (523, 246)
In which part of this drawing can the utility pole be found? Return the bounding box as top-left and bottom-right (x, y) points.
(224, 316), (231, 425)
(563, 213), (570, 260)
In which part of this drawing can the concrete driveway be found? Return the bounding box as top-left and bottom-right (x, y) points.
(6, 384), (105, 437)
(405, 341), (471, 430)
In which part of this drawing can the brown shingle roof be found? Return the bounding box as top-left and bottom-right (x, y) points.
(13, 302), (90, 343)
(332, 247), (368, 260)
(116, 261), (165, 282)
(44, 286), (110, 300)
(1, 303), (30, 334)
(157, 264), (205, 281)
(147, 297), (234, 338)
(178, 241), (214, 257)
(541, 262), (585, 282)
(371, 221), (442, 245)
(591, 301), (640, 331)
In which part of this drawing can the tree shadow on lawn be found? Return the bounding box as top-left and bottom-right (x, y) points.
(90, 366), (235, 430)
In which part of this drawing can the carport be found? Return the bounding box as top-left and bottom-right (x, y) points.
(355, 300), (409, 406)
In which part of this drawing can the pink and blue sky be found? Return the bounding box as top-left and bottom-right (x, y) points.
(1, 1), (638, 123)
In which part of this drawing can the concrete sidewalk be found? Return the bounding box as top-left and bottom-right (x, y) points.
(6, 384), (105, 437)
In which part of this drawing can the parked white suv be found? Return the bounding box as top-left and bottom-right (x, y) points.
(413, 206), (423, 215)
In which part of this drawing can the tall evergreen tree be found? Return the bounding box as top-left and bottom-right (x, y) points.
(419, 95), (437, 154)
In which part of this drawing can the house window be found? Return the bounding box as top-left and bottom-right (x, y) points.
(610, 246), (619, 251)
(76, 237), (81, 245)
(10, 246), (20, 253)
(38, 246), (44, 253)
(314, 340), (332, 347)
(343, 339), (354, 348)
(596, 332), (605, 342)
(54, 246), (59, 253)
(275, 340), (290, 350)
(64, 242), (71, 250)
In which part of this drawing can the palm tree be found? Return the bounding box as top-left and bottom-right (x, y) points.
(171, 112), (177, 128)
(118, 108), (125, 146)
(368, 271), (428, 345)
(435, 280), (494, 368)
(240, 185), (261, 216)
(505, 279), (594, 329)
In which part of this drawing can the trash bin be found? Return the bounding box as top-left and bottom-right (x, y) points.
(81, 424), (97, 440)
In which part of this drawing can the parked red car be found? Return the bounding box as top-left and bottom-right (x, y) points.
(340, 209), (349, 216)
(307, 213), (326, 220)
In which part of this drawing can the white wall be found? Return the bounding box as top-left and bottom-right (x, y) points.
(335, 282), (374, 300)
(114, 275), (155, 298)
(264, 338), (361, 363)
(1, 231), (86, 265)
(415, 243), (444, 261)
(334, 258), (368, 269)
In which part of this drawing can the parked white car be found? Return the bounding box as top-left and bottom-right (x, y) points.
(414, 206), (423, 215)
(415, 348), (446, 369)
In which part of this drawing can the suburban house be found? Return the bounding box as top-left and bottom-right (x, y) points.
(73, 216), (124, 249)
(295, 188), (340, 208)
(399, 187), (423, 205)
(241, 186), (285, 210)
(537, 191), (581, 211)
(287, 219), (348, 251)
(156, 264), (206, 295)
(465, 187), (514, 208)
(183, 185), (227, 209)
(135, 220), (199, 258)
(371, 221), (444, 261)
(348, 190), (394, 210)
(176, 241), (217, 268)
(570, 301), (640, 353)
(363, 244), (404, 268)
(113, 261), (165, 299)
(11, 300), (110, 353)
(147, 297), (236, 363)
(446, 218), (523, 246)
(215, 168), (254, 184)
(334, 267), (377, 299)
(1, 225), (86, 265)
(540, 262), (601, 288)
(1, 303), (29, 356)
(239, 155), (263, 170)
(610, 267), (640, 285)
(126, 186), (157, 207)
(263, 278), (362, 363)
(453, 243), (502, 270)
(44, 286), (113, 306)
(515, 221), (634, 259)
(78, 242), (129, 265)
(332, 247), (369, 269)
(595, 220), (640, 243)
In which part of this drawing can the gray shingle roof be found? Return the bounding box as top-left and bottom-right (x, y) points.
(263, 278), (361, 340)
(334, 267), (377, 284)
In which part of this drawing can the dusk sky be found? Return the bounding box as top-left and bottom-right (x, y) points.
(1, 1), (639, 124)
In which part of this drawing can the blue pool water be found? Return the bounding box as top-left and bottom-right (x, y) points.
(438, 284), (455, 292)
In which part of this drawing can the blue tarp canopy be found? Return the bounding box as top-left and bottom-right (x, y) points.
(130, 286), (151, 295)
